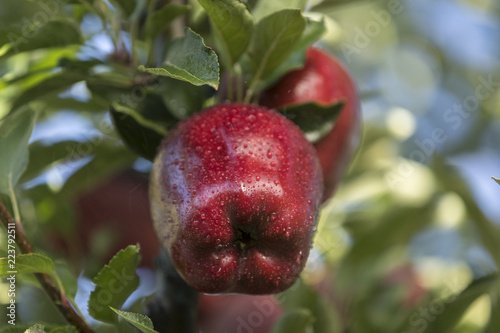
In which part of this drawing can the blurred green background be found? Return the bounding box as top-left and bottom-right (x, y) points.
(0, 0), (499, 332)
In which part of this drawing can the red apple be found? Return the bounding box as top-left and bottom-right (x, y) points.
(149, 103), (323, 294)
(74, 170), (160, 267)
(261, 47), (361, 202)
(48, 170), (160, 268)
(197, 294), (283, 333)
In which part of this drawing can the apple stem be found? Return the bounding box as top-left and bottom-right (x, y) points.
(234, 64), (244, 103)
(227, 71), (235, 101)
(243, 76), (259, 104)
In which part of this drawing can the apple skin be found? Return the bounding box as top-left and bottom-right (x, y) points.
(260, 47), (361, 202)
(150, 103), (323, 294)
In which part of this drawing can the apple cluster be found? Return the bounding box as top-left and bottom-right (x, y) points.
(149, 48), (360, 294)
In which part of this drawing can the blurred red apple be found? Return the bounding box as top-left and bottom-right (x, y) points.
(261, 47), (361, 202)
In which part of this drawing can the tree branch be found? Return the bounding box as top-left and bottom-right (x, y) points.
(145, 249), (199, 333)
(0, 199), (95, 333)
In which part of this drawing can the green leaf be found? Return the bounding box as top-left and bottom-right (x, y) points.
(10, 71), (88, 112)
(338, 204), (435, 295)
(0, 108), (35, 195)
(110, 307), (159, 333)
(198, 0), (254, 68)
(0, 325), (77, 333)
(403, 274), (499, 333)
(60, 143), (137, 195)
(485, 290), (500, 333)
(312, 0), (364, 11)
(110, 97), (173, 161)
(433, 159), (500, 270)
(253, 16), (326, 93)
(20, 140), (80, 183)
(0, 58), (100, 91)
(493, 177), (500, 186)
(85, 71), (136, 107)
(278, 101), (344, 142)
(1, 20), (81, 58)
(252, 0), (308, 21)
(296, 16), (327, 51)
(142, 28), (219, 89)
(48, 328), (78, 333)
(110, 0), (137, 17)
(272, 309), (315, 333)
(144, 3), (191, 40)
(88, 245), (141, 323)
(158, 77), (214, 120)
(24, 324), (46, 333)
(249, 9), (306, 80)
(256, 50), (306, 93)
(111, 102), (168, 137)
(280, 281), (342, 333)
(0, 253), (55, 278)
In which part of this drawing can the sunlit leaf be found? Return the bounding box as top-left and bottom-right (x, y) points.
(485, 290), (500, 333)
(251, 0), (308, 21)
(1, 20), (81, 58)
(296, 16), (327, 51)
(24, 324), (45, 333)
(0, 325), (77, 333)
(110, 307), (159, 333)
(10, 71), (88, 112)
(312, 0), (365, 11)
(142, 28), (219, 89)
(0, 108), (35, 195)
(0, 253), (55, 278)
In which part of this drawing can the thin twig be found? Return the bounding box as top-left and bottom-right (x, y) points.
(0, 200), (95, 333)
